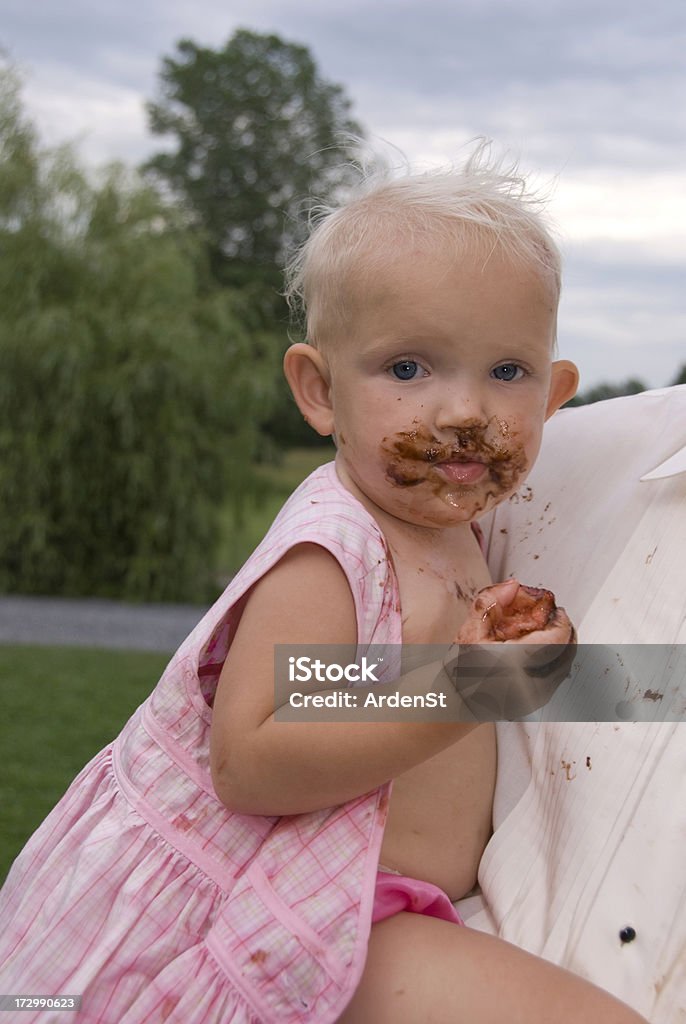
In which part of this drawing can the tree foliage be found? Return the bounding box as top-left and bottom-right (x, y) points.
(565, 377), (648, 407)
(0, 65), (280, 601)
(565, 363), (686, 406)
(144, 29), (363, 288)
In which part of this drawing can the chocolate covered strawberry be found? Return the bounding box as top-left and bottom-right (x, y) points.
(456, 580), (568, 645)
(488, 584), (557, 640)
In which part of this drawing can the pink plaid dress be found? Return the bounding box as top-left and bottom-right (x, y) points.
(0, 463), (402, 1022)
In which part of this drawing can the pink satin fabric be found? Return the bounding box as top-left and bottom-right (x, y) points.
(372, 870), (465, 926)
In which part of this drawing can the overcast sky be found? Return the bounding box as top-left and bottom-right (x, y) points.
(2, 0), (684, 389)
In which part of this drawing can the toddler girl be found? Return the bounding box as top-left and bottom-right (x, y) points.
(0, 152), (647, 1023)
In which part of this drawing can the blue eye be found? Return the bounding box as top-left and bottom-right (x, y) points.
(391, 360), (420, 381)
(492, 364), (524, 382)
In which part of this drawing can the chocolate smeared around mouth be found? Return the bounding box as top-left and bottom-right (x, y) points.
(381, 420), (528, 504)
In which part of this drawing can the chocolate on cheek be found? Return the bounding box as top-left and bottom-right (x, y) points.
(381, 420), (530, 509)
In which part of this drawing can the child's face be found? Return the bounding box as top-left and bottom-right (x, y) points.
(325, 247), (573, 529)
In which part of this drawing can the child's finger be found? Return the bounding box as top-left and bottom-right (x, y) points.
(473, 578), (520, 613)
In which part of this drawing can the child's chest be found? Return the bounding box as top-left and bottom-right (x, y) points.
(388, 529), (492, 644)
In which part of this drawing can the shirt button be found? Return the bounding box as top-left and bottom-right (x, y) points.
(619, 926), (637, 944)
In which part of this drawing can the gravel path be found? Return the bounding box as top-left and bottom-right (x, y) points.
(0, 595), (208, 653)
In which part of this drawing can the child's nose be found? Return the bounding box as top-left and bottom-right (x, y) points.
(434, 382), (488, 433)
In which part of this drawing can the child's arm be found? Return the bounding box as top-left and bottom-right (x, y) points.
(209, 544), (574, 816)
(209, 542), (479, 816)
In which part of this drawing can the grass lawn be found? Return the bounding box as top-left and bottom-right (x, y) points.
(0, 644), (169, 884)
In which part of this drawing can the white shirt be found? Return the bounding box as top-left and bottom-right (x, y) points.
(464, 386), (686, 1023)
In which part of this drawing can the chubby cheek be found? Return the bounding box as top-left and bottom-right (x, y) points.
(510, 418), (544, 485)
(334, 425), (390, 497)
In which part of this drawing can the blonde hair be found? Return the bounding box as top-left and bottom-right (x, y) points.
(285, 142), (561, 349)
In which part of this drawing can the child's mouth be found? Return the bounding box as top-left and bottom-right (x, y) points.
(434, 459), (487, 484)
(381, 422), (528, 499)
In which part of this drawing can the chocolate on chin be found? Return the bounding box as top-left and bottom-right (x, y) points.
(489, 585), (557, 641)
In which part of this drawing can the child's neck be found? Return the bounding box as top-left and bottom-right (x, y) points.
(376, 509), (477, 581)
(334, 457), (475, 554)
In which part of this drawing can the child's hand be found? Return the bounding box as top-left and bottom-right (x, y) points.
(446, 580), (577, 720)
(455, 579), (574, 646)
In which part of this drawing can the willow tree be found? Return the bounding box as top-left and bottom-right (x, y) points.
(0, 65), (279, 600)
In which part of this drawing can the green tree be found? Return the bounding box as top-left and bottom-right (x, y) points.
(565, 377), (647, 407)
(0, 65), (280, 601)
(144, 28), (363, 290)
(671, 364), (686, 386)
(144, 29), (364, 448)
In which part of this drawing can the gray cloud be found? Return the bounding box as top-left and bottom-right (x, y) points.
(2, 0), (684, 387)
(560, 242), (685, 388)
(5, 0), (684, 171)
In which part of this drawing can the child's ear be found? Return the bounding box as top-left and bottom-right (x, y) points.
(283, 343), (335, 437)
(545, 360), (579, 420)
